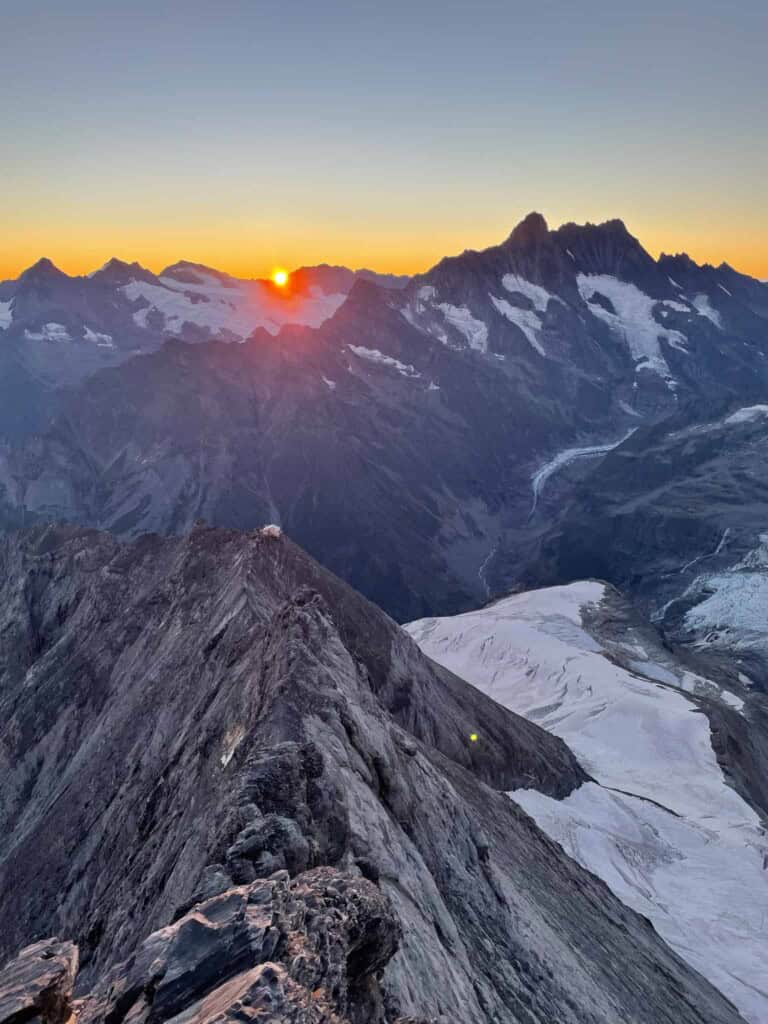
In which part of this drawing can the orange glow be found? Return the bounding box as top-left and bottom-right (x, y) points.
(1, 215), (767, 283)
(272, 268), (288, 287)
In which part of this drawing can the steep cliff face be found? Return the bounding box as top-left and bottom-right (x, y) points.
(0, 525), (746, 1023)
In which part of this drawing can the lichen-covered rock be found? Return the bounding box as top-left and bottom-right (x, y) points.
(0, 939), (78, 1024)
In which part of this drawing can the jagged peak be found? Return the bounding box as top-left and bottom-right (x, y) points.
(555, 217), (635, 241)
(87, 256), (157, 285)
(658, 251), (700, 269)
(18, 257), (67, 283)
(104, 257), (140, 271)
(89, 256), (143, 274)
(505, 211), (550, 247)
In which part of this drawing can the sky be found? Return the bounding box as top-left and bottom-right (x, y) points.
(2, 0), (767, 280)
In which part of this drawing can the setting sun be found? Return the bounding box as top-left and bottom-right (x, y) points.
(272, 269), (288, 287)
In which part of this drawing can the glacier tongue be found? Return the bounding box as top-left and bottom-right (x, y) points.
(406, 583), (768, 1024)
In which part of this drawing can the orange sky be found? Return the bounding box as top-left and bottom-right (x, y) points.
(3, 211), (767, 283)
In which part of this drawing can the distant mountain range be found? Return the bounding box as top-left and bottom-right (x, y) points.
(2, 213), (768, 687)
(0, 255), (407, 348)
(2, 212), (768, 621)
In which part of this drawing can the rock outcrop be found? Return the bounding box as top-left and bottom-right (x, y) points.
(0, 524), (749, 1022)
(79, 868), (399, 1024)
(0, 939), (78, 1024)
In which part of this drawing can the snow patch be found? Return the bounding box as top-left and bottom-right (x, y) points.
(618, 400), (640, 417)
(0, 300), (13, 329)
(435, 303), (488, 352)
(577, 274), (686, 386)
(501, 274), (557, 313)
(490, 295), (545, 356)
(83, 326), (115, 348)
(260, 524), (282, 538)
(220, 724), (245, 767)
(348, 346), (420, 377)
(24, 322), (70, 342)
(403, 286), (488, 353)
(513, 783), (765, 1024)
(725, 405), (768, 426)
(322, 376), (337, 390)
(123, 278), (346, 339)
(692, 293), (723, 329)
(685, 572), (768, 651)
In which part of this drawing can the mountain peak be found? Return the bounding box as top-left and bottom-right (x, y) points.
(18, 257), (67, 284)
(88, 257), (156, 285)
(160, 260), (237, 287)
(506, 211), (550, 247)
(104, 257), (136, 271)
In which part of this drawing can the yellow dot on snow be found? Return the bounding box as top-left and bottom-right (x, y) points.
(470, 733), (478, 742)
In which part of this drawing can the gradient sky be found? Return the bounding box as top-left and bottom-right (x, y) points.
(2, 0), (767, 280)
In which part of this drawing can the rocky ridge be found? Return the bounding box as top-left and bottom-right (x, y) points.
(0, 524), (746, 1023)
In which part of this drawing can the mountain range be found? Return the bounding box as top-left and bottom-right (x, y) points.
(2, 213), (768, 623)
(0, 257), (406, 438)
(2, 214), (768, 1022)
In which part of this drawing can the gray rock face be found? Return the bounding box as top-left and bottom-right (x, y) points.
(0, 524), (748, 1023)
(78, 868), (399, 1024)
(0, 939), (78, 1024)
(0, 869), (434, 1024)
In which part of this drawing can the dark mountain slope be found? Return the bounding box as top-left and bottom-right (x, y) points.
(530, 401), (768, 693)
(2, 215), (768, 619)
(0, 524), (744, 1023)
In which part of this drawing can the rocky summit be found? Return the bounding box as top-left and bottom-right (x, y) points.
(0, 524), (746, 1023)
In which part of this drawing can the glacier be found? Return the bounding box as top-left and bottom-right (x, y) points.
(406, 583), (768, 1024)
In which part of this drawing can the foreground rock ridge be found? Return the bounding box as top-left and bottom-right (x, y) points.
(0, 524), (746, 1022)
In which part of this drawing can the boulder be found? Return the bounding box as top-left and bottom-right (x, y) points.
(0, 939), (78, 1024)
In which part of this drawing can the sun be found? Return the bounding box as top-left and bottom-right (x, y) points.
(272, 269), (288, 287)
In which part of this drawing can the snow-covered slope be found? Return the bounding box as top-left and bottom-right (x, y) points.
(406, 584), (768, 1024)
(124, 268), (347, 338)
(0, 257), (402, 352)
